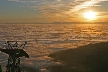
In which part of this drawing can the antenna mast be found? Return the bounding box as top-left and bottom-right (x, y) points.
(0, 41), (29, 72)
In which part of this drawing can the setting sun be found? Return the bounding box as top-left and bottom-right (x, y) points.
(83, 10), (97, 21)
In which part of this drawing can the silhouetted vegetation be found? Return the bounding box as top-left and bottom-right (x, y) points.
(48, 42), (108, 72)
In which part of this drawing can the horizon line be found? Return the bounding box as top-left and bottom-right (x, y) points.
(0, 22), (108, 24)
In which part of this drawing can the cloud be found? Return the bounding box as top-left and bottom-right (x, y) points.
(29, 0), (81, 15)
(8, 0), (108, 22)
(28, 0), (108, 14)
(8, 0), (108, 13)
(8, 0), (39, 2)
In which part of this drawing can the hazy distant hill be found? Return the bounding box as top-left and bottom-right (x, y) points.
(48, 42), (108, 72)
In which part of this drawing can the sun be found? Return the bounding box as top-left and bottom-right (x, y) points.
(83, 10), (97, 21)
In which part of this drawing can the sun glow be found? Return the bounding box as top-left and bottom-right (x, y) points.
(83, 10), (97, 21)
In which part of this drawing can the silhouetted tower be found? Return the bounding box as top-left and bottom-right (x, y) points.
(0, 41), (29, 72)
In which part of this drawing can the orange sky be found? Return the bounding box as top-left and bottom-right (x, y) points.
(0, 0), (108, 23)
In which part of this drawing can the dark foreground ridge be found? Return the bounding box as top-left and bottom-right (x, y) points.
(21, 65), (39, 72)
(48, 42), (108, 72)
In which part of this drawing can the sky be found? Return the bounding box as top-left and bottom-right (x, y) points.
(0, 0), (108, 23)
